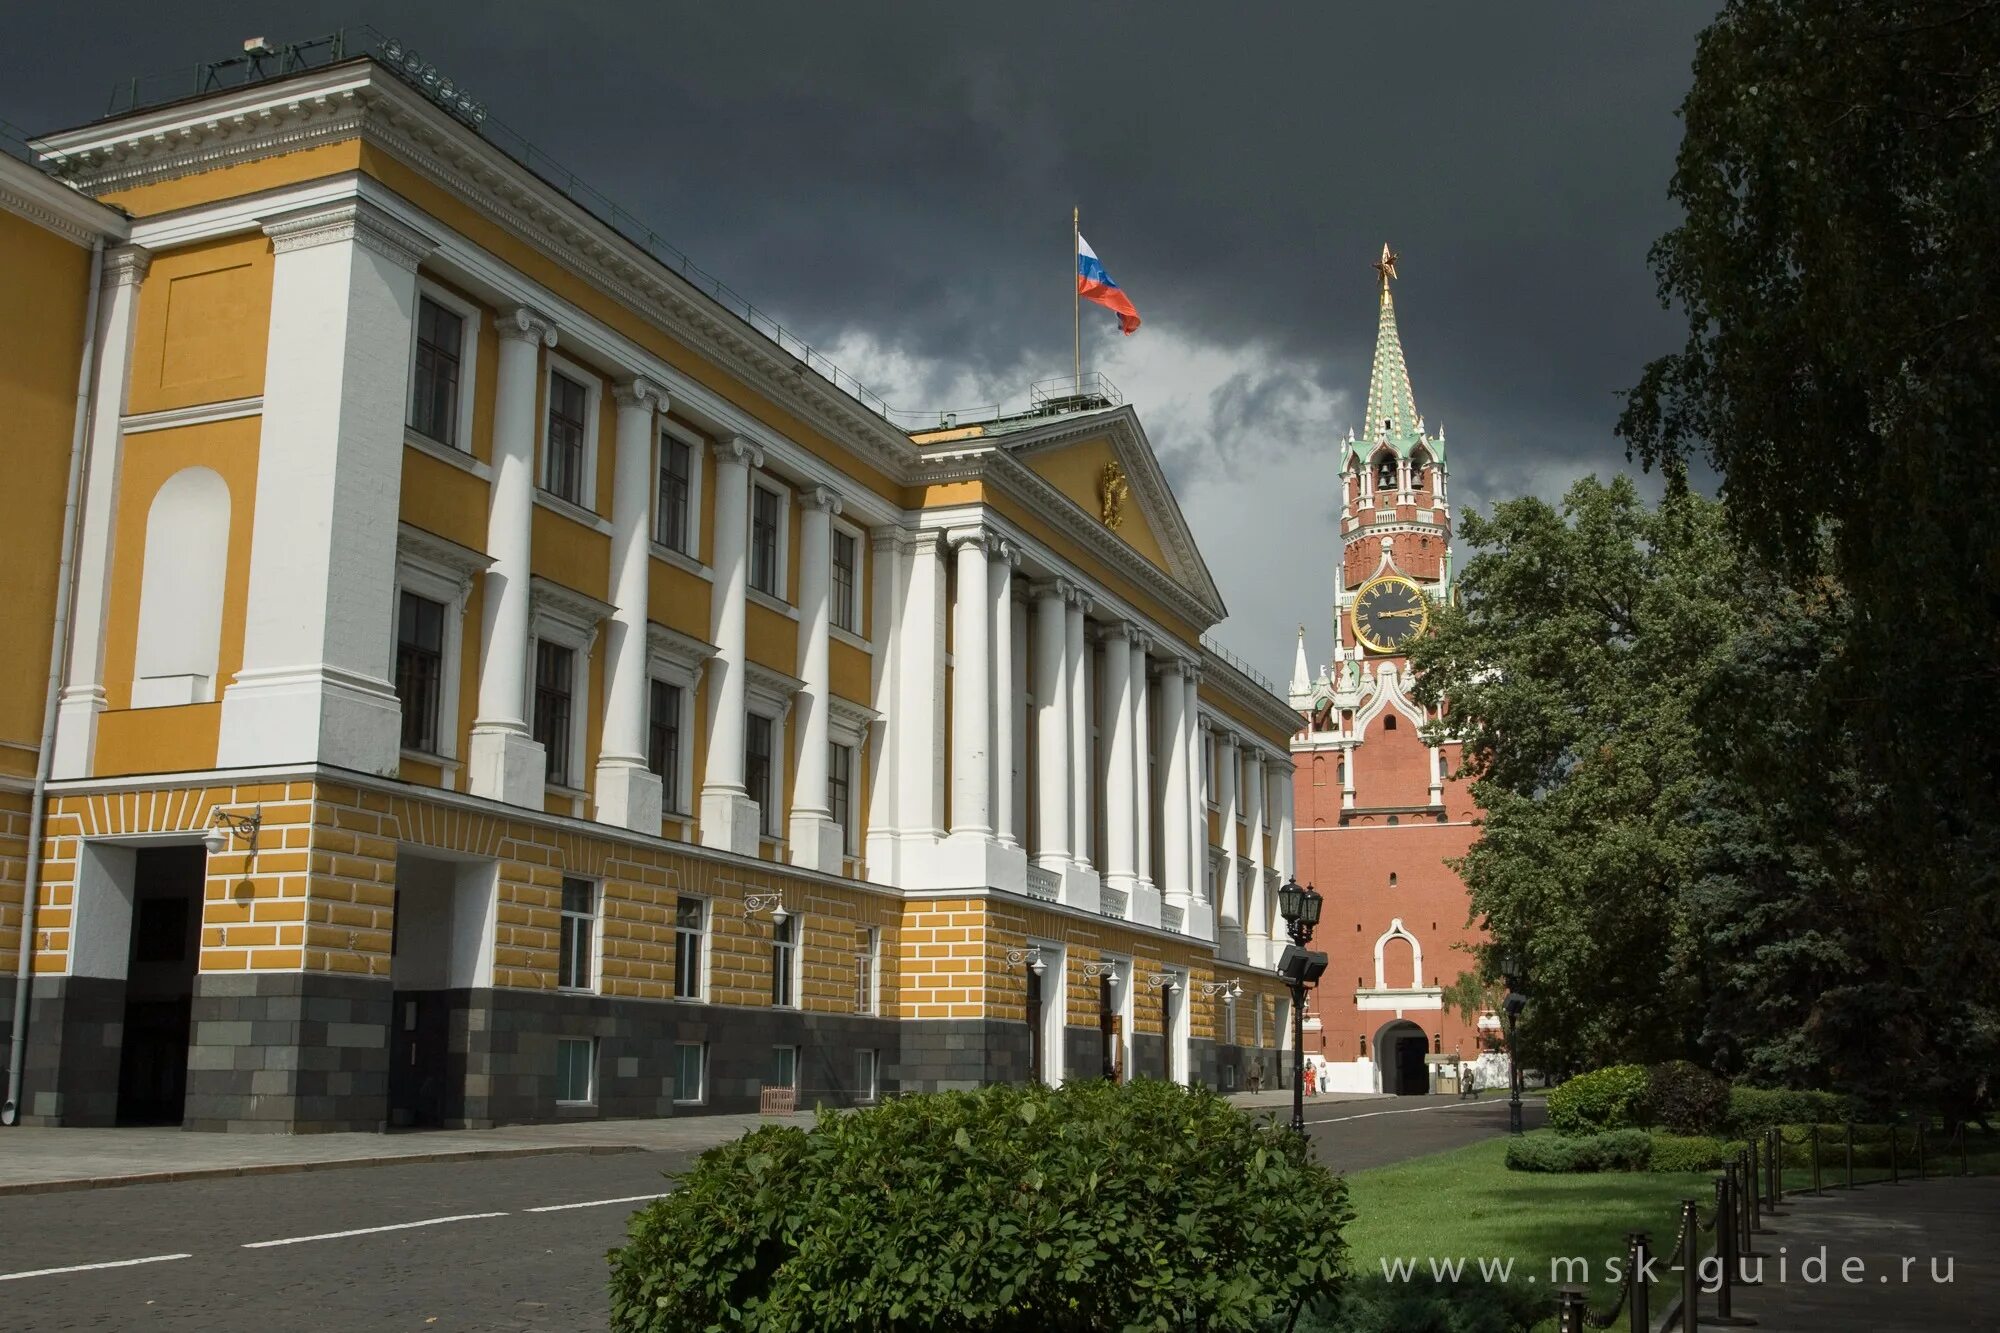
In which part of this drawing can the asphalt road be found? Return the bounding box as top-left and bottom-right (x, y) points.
(0, 1095), (1537, 1331)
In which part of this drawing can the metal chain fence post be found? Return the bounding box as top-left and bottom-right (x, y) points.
(1889, 1117), (1900, 1185)
(1845, 1119), (1855, 1189)
(1714, 1173), (1738, 1323)
(1556, 1285), (1588, 1333)
(1810, 1121), (1822, 1195)
(1627, 1230), (1651, 1332)
(1679, 1198), (1700, 1332)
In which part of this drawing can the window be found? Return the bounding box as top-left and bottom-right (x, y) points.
(674, 897), (706, 1001)
(395, 592), (446, 754)
(649, 680), (683, 812)
(750, 484), (781, 595)
(828, 742), (854, 855)
(1223, 991), (1238, 1045)
(772, 1044), (799, 1091)
(409, 296), (464, 445)
(830, 527), (859, 632)
(534, 641), (576, 787)
(657, 434), (692, 553)
(556, 1038), (594, 1104)
(544, 370), (589, 504)
(558, 876), (595, 991)
(747, 713), (776, 836)
(854, 926), (879, 1015)
(855, 1049), (878, 1103)
(673, 1042), (706, 1104)
(772, 914), (798, 1008)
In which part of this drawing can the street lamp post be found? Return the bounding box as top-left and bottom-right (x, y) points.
(1276, 878), (1326, 1136)
(1500, 954), (1528, 1135)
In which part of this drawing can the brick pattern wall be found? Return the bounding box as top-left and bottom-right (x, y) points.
(0, 786), (28, 971)
(897, 897), (988, 1019)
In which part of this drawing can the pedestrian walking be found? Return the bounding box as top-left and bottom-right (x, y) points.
(1248, 1058), (1263, 1093)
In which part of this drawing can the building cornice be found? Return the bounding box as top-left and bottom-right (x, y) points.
(36, 61), (924, 488)
(1197, 652), (1303, 748)
(0, 155), (127, 248)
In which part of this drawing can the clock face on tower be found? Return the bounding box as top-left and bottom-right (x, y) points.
(1352, 574), (1430, 654)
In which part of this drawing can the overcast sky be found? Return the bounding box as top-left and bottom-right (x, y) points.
(6, 3), (1718, 685)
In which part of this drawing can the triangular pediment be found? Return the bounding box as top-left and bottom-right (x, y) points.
(986, 407), (1227, 619)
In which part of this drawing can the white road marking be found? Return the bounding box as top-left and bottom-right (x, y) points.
(242, 1213), (510, 1248)
(0, 1253), (192, 1282)
(1303, 1099), (1508, 1126)
(524, 1193), (667, 1213)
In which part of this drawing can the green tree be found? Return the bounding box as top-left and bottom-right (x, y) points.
(1618, 0), (2000, 1048)
(1408, 477), (1740, 1073)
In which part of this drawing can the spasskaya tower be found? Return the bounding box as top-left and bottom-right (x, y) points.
(1286, 247), (1490, 1095)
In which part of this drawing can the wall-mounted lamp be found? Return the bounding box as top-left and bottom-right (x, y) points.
(1006, 946), (1047, 976)
(1196, 980), (1243, 1003)
(1080, 960), (1121, 987)
(1144, 972), (1182, 995)
(203, 807), (262, 857)
(743, 892), (788, 926)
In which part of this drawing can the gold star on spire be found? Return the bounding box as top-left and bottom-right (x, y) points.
(1373, 244), (1399, 296)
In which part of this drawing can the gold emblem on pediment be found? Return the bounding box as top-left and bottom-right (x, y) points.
(1098, 461), (1130, 529)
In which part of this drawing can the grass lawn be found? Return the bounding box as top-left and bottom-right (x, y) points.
(1339, 1136), (1711, 1320)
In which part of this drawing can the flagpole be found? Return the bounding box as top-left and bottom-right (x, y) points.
(1072, 206), (1082, 396)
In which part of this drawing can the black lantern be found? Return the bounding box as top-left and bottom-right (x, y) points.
(1278, 878), (1306, 925)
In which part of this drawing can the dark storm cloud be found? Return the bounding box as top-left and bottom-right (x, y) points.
(4, 1), (1718, 675)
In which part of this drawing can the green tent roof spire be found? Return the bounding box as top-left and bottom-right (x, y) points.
(1360, 243), (1421, 453)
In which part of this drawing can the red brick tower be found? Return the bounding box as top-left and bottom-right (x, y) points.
(1288, 247), (1492, 1096)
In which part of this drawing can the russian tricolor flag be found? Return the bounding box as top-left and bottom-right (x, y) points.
(1078, 234), (1142, 335)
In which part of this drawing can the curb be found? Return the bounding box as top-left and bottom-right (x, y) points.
(0, 1142), (647, 1197)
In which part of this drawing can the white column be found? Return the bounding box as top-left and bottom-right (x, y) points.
(1428, 742), (1445, 806)
(1158, 660), (1191, 925)
(1066, 591), (1093, 872)
(1099, 625), (1137, 899)
(790, 487), (844, 869)
(1130, 638), (1159, 925)
(1341, 738), (1357, 810)
(1245, 752), (1269, 966)
(52, 245), (149, 778)
(990, 541), (1019, 847)
(1189, 684), (1208, 925)
(1274, 757), (1296, 884)
(595, 377), (667, 832)
(700, 437), (765, 853)
(1010, 590), (1029, 848)
(1217, 730), (1243, 957)
(466, 306), (556, 806)
(948, 528), (992, 836)
(1031, 581), (1072, 868)
(218, 202), (434, 776)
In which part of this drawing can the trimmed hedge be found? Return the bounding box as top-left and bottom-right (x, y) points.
(1547, 1065), (1652, 1135)
(1648, 1062), (1731, 1136)
(1647, 1133), (1741, 1173)
(1506, 1129), (1653, 1173)
(1727, 1087), (1854, 1133)
(607, 1079), (1351, 1332)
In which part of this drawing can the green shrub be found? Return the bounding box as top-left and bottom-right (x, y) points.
(1505, 1128), (1653, 1173)
(607, 1079), (1351, 1332)
(1647, 1133), (1737, 1172)
(1726, 1087), (1854, 1133)
(1647, 1062), (1731, 1135)
(1547, 1065), (1652, 1135)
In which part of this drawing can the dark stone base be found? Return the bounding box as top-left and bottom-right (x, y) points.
(0, 976), (126, 1126)
(1201, 1042), (1287, 1094)
(894, 1019), (1028, 1094)
(185, 972), (393, 1133)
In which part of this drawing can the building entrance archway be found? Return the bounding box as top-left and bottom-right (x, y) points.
(1373, 1019), (1430, 1096)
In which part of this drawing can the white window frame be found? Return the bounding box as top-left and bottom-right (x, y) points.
(672, 1041), (706, 1105)
(674, 895), (708, 1002)
(855, 1048), (878, 1103)
(1031, 938), (1065, 1087)
(557, 875), (600, 994)
(747, 476), (792, 604)
(555, 1036), (596, 1105)
(393, 525), (489, 774)
(744, 662), (803, 843)
(406, 279), (481, 454)
(855, 925), (880, 1015)
(828, 514), (865, 641)
(654, 418), (707, 562)
(772, 1044), (800, 1091)
(826, 695), (880, 859)
(540, 352), (603, 512)
(1223, 984), (1238, 1045)
(647, 623), (716, 819)
(771, 914), (801, 1010)
(530, 577), (612, 794)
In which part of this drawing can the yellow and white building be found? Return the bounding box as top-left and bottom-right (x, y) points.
(0, 46), (1302, 1131)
